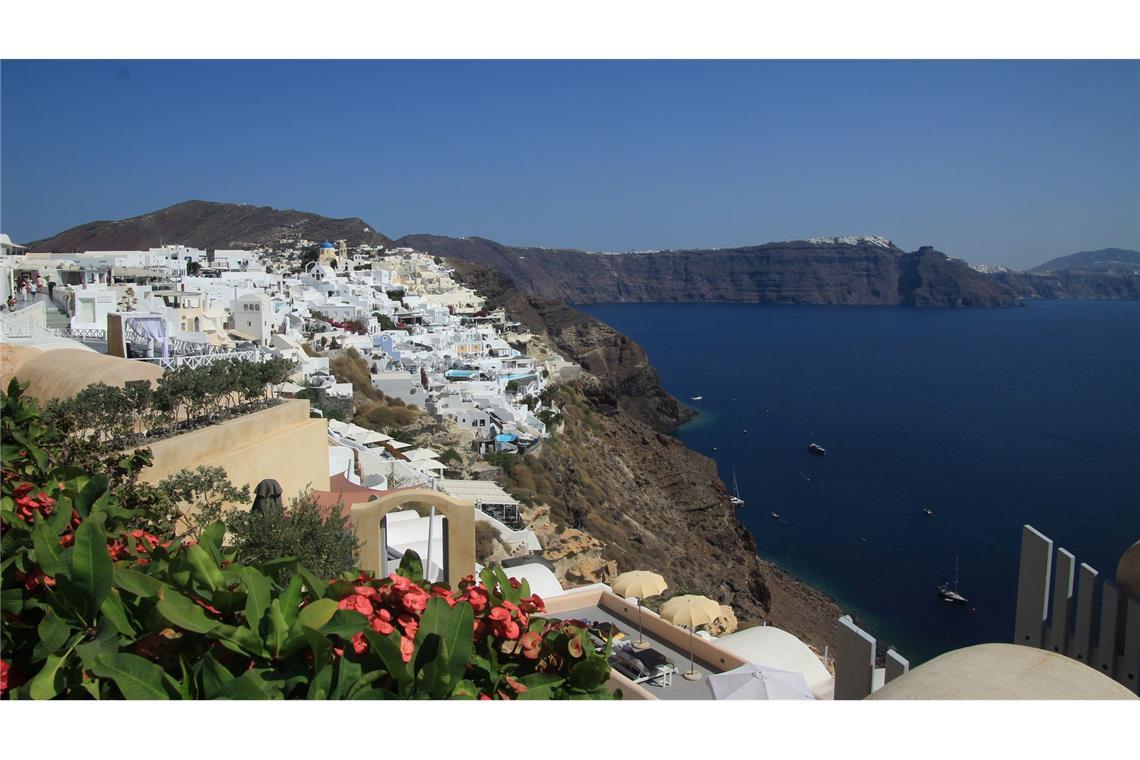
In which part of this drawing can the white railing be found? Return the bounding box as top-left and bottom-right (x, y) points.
(132, 350), (262, 369)
(49, 327), (107, 341)
(1015, 524), (1140, 694)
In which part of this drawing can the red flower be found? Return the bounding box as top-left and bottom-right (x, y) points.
(399, 635), (415, 663)
(352, 631), (369, 655)
(370, 615), (395, 635)
(520, 631), (543, 660)
(463, 586), (489, 614)
(396, 613), (419, 639)
(488, 606), (511, 623)
(473, 619), (490, 641)
(0, 659), (9, 694)
(478, 693), (492, 701)
(337, 594), (374, 617)
(59, 532), (74, 548)
(503, 674), (527, 693)
(353, 585), (378, 599)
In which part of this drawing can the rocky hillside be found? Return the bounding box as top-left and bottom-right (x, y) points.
(401, 234), (1016, 307)
(26, 200), (393, 252)
(1030, 247), (1140, 274)
(451, 260), (843, 653)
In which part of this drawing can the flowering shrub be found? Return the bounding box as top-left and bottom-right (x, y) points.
(0, 379), (614, 700)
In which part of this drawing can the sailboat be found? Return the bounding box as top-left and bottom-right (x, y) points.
(938, 556), (968, 604)
(729, 468), (744, 508)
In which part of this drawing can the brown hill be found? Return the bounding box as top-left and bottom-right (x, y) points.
(400, 234), (1016, 307)
(26, 200), (393, 252)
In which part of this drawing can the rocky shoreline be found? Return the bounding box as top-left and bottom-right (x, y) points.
(452, 260), (844, 653)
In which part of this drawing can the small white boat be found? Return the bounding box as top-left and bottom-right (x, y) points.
(938, 557), (968, 604)
(729, 468), (744, 508)
(690, 395), (703, 401)
(807, 443), (826, 456)
(770, 512), (780, 519)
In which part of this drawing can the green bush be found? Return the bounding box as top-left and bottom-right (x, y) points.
(226, 491), (358, 585)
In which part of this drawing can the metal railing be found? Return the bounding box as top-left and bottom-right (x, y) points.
(49, 327), (107, 341)
(1015, 524), (1139, 694)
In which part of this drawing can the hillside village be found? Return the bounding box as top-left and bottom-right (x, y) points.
(0, 239), (594, 577)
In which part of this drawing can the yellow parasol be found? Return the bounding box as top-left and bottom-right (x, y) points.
(660, 594), (722, 680)
(612, 570), (668, 650)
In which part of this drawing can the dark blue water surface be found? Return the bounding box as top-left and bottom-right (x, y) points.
(579, 301), (1140, 663)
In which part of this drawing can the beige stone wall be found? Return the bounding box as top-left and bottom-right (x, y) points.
(139, 399), (330, 505)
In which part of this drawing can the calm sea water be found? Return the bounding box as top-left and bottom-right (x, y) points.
(579, 300), (1140, 663)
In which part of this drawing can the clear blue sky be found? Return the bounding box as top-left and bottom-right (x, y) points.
(2, 60), (1137, 268)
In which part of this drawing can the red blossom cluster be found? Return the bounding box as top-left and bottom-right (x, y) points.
(10, 481), (56, 524)
(108, 529), (163, 564)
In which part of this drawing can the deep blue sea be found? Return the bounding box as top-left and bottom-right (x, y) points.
(579, 300), (1140, 664)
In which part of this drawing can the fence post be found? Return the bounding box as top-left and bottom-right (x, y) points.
(884, 649), (909, 684)
(1045, 548), (1075, 654)
(834, 615), (876, 700)
(1014, 525), (1053, 648)
(1094, 580), (1119, 678)
(1068, 563), (1099, 665)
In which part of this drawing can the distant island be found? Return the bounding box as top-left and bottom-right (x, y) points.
(24, 200), (1140, 306)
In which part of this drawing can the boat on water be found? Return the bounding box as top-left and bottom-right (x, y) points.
(938, 557), (968, 604)
(770, 512), (780, 519)
(690, 395), (703, 401)
(922, 507), (935, 517)
(729, 468), (744, 508)
(807, 443), (826, 456)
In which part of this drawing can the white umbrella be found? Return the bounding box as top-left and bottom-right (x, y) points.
(706, 662), (815, 700)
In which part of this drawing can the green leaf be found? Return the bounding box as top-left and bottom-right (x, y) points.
(114, 567), (167, 598)
(99, 589), (137, 636)
(186, 544), (224, 592)
(156, 589), (220, 634)
(363, 629), (412, 688)
(296, 598), (338, 630)
(318, 609), (367, 639)
(92, 652), (171, 700)
(198, 652), (235, 698)
(449, 679), (479, 699)
(76, 620), (123, 670)
(332, 654), (363, 700)
(207, 623), (267, 658)
(31, 521), (66, 578)
(215, 670), (272, 700)
(278, 573), (304, 627)
(33, 613), (75, 663)
(516, 672), (566, 700)
(294, 565), (329, 599)
(567, 655), (611, 691)
(413, 596), (474, 699)
(266, 599), (289, 659)
(198, 521), (227, 560)
(70, 512), (113, 620)
(397, 550), (423, 582)
(28, 650), (72, 700)
(239, 567), (271, 627)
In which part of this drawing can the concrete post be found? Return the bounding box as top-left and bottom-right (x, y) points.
(1014, 525), (1053, 648)
(1122, 596), (1140, 695)
(1068, 563), (1099, 665)
(884, 649), (909, 683)
(1094, 580), (1119, 678)
(834, 615), (876, 700)
(1045, 548), (1075, 654)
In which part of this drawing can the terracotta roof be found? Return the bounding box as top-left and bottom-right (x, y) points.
(309, 474), (420, 519)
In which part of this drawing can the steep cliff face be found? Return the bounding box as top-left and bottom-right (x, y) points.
(402, 234), (1017, 307)
(451, 260), (842, 653)
(27, 200), (393, 252)
(993, 271), (1140, 300)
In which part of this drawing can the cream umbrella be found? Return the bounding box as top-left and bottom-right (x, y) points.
(612, 571), (668, 650)
(660, 594), (722, 681)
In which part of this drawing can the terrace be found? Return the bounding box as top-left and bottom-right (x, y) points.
(543, 586), (761, 700)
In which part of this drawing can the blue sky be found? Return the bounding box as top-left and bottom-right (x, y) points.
(1, 60), (1137, 268)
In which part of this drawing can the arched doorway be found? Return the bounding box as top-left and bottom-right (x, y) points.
(349, 488), (474, 586)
